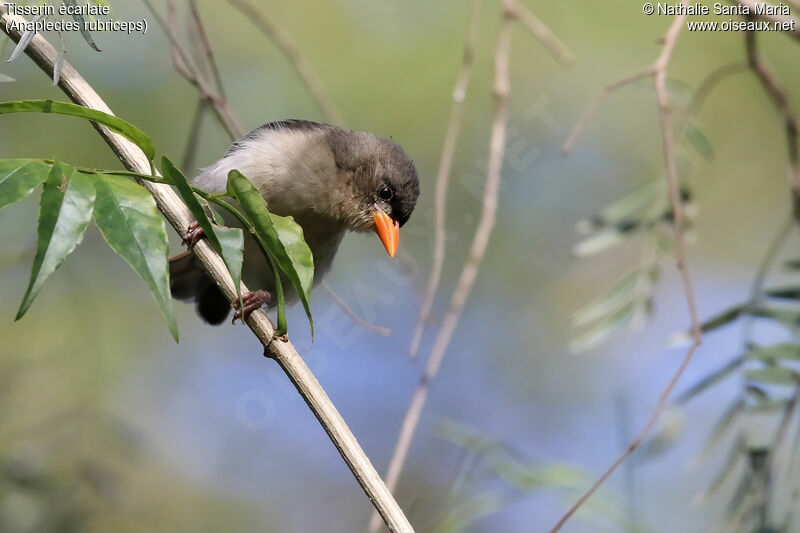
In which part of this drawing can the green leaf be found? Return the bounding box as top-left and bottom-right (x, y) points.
(598, 180), (664, 227)
(572, 228), (626, 257)
(62, 0), (102, 52)
(633, 77), (693, 107)
(694, 436), (744, 504)
(748, 343), (800, 362)
(765, 285), (800, 300)
(637, 407), (684, 458)
(7, 13), (46, 63)
(572, 269), (642, 327)
(0, 159), (52, 210)
(702, 305), (745, 333)
(436, 420), (635, 530)
(676, 355), (745, 404)
(93, 174), (177, 341)
(745, 396), (791, 412)
(430, 492), (505, 533)
(160, 157), (243, 303)
(665, 78), (694, 107)
(226, 169), (314, 332)
(694, 399), (744, 468)
(685, 123), (714, 161)
(0, 100), (154, 162)
(16, 164), (95, 319)
(52, 50), (65, 86)
(268, 253), (287, 336)
(753, 307), (800, 333)
(569, 301), (641, 353)
(745, 366), (799, 386)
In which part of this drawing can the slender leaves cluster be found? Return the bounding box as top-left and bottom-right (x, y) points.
(1, 99), (315, 340)
(570, 79), (714, 352)
(657, 249), (800, 529)
(4, 0), (103, 84)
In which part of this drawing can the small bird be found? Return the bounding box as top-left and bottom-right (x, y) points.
(169, 119), (420, 324)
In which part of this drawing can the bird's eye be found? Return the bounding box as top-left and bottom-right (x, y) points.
(378, 185), (394, 201)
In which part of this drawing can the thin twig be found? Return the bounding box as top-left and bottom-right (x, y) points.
(727, 384), (800, 532)
(685, 62), (747, 121)
(0, 4), (413, 531)
(740, 215), (793, 348)
(149, 0), (381, 336)
(731, 0), (800, 41)
(561, 67), (654, 154)
(322, 282), (391, 337)
(225, 0), (344, 125)
(654, 6), (702, 338)
(745, 24), (800, 207)
(551, 4), (703, 530)
(674, 61), (747, 146)
(182, 97), (209, 171)
(142, 0), (242, 139)
(368, 2), (516, 531)
(409, 0), (482, 359)
(508, 0), (574, 67)
(187, 0), (228, 101)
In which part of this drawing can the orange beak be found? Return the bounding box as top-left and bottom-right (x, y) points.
(372, 211), (400, 258)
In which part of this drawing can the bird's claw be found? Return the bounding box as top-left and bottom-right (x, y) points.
(232, 290), (271, 323)
(182, 221), (205, 247)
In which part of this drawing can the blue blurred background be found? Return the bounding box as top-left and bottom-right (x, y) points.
(2, 1), (800, 531)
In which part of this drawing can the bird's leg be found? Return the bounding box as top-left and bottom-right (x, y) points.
(232, 290), (272, 323)
(182, 221), (205, 247)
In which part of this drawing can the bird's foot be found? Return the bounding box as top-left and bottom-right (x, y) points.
(182, 221), (205, 247)
(232, 290), (271, 323)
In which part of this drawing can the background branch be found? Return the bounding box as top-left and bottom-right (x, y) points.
(225, 0), (344, 126)
(732, 0), (800, 41)
(369, 1), (516, 530)
(411, 0), (574, 359)
(322, 282), (391, 337)
(142, 0), (243, 139)
(508, 0), (574, 67)
(551, 3), (703, 529)
(408, 0), (481, 359)
(147, 0), (385, 334)
(561, 68), (654, 154)
(745, 24), (800, 207)
(0, 4), (412, 531)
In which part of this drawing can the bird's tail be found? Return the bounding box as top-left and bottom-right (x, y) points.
(169, 251), (231, 325)
(168, 251), (203, 301)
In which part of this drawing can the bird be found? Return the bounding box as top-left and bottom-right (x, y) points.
(168, 119), (420, 325)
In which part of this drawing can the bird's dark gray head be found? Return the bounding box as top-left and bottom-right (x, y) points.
(327, 127), (419, 229)
(212, 119), (419, 258)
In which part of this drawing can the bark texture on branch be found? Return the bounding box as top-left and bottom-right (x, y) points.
(0, 4), (412, 531)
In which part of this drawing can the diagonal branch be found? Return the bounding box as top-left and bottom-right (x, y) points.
(142, 0), (243, 139)
(508, 0), (574, 67)
(147, 0), (386, 334)
(551, 2), (702, 530)
(322, 282), (391, 337)
(732, 0), (800, 41)
(561, 67), (654, 154)
(744, 23), (800, 208)
(0, 4), (412, 531)
(408, 0), (482, 359)
(187, 0), (228, 102)
(411, 1), (572, 360)
(368, 1), (516, 530)
(181, 96), (209, 170)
